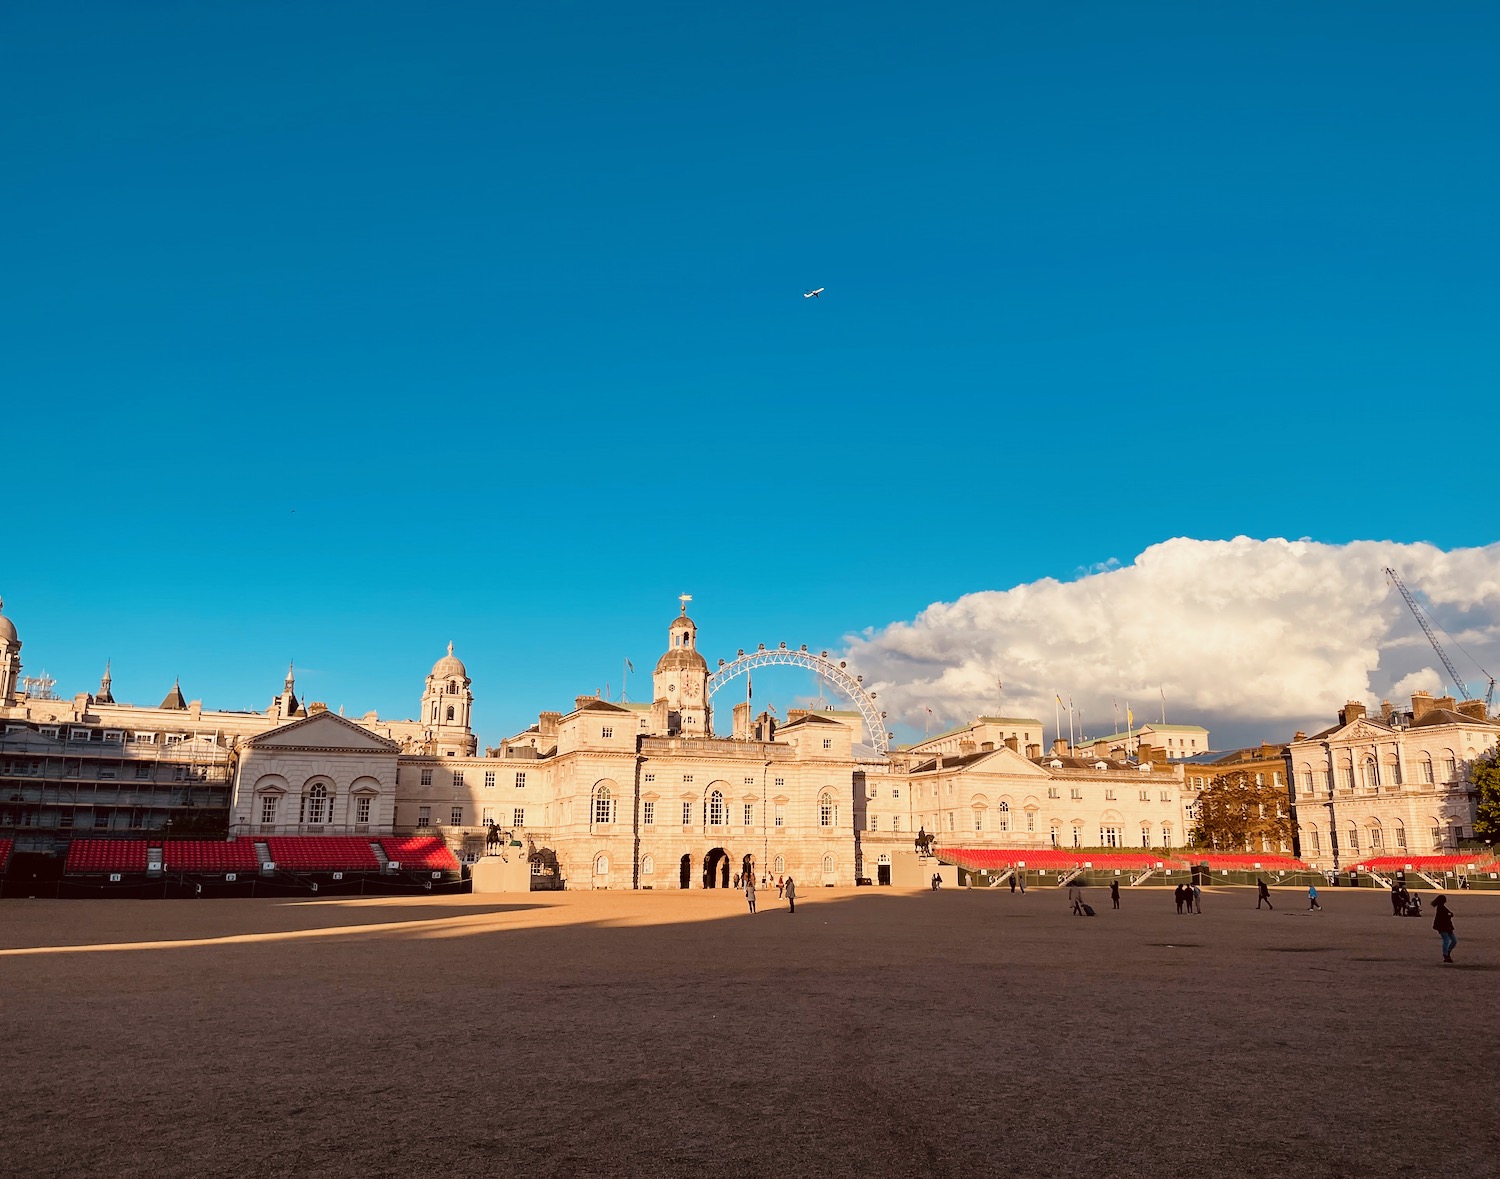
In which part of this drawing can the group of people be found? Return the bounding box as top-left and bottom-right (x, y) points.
(1174, 882), (1202, 913)
(743, 874), (797, 914)
(1389, 880), (1422, 917)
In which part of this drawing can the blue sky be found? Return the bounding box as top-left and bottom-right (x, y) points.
(3, 2), (1497, 747)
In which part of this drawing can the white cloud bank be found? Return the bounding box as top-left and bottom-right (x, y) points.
(845, 538), (1500, 749)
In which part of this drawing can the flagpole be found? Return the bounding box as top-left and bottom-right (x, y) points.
(1068, 694), (1076, 755)
(1053, 694), (1061, 754)
(1160, 687), (1167, 725)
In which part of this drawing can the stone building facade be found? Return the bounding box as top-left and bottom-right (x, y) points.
(1287, 694), (1499, 868)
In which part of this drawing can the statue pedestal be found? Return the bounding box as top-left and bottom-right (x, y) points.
(471, 851), (532, 893)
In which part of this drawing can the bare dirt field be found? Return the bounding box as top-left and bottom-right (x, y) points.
(2, 883), (1496, 1179)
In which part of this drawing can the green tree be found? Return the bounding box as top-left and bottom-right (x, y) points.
(1190, 770), (1294, 852)
(1473, 746), (1500, 845)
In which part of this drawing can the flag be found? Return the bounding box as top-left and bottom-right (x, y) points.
(1127, 707), (1134, 727)
(1056, 694), (1064, 706)
(626, 659), (634, 673)
(747, 673), (753, 700)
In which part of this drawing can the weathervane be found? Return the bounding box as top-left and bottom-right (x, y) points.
(679, 593), (692, 615)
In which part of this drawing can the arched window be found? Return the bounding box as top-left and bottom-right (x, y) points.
(818, 793), (835, 827)
(999, 800), (1010, 832)
(822, 854), (834, 875)
(708, 790), (725, 826)
(1308, 825), (1321, 854)
(594, 854), (609, 875)
(1384, 756), (1401, 786)
(593, 786), (614, 826)
(1394, 820), (1407, 849)
(773, 855), (785, 874)
(305, 782), (328, 825)
(1420, 754), (1434, 784)
(642, 855), (655, 875)
(1442, 751), (1457, 782)
(446, 705), (455, 722)
(1299, 764), (1314, 794)
(1347, 824), (1359, 853)
(1368, 823), (1383, 849)
(1361, 756), (1378, 790)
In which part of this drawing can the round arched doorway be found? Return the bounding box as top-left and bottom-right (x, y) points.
(703, 847), (730, 888)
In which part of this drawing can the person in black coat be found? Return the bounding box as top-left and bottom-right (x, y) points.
(1110, 880), (1120, 909)
(1432, 895), (1457, 962)
(1174, 883), (1185, 913)
(1257, 878), (1274, 910)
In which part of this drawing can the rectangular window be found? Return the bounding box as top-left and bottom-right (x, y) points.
(1140, 790), (1149, 801)
(357, 797), (371, 823)
(1048, 787), (1059, 799)
(59, 810), (74, 830)
(134, 764), (151, 780)
(515, 771), (526, 789)
(643, 773), (655, 783)
(418, 806), (431, 826)
(1431, 826), (1443, 849)
(70, 728), (91, 742)
(452, 770), (464, 788)
(974, 811), (983, 832)
(822, 739), (832, 750)
(643, 801), (655, 826)
(1070, 787), (1082, 800)
(94, 810), (110, 829)
(774, 777), (785, 788)
(1310, 829), (1321, 853)
(482, 807), (494, 826)
(1160, 791), (1170, 802)
(1072, 826), (1081, 847)
(513, 808), (525, 827)
(261, 797), (277, 824)
(743, 803), (753, 826)
(744, 777), (755, 785)
(1104, 789), (1115, 801)
(602, 727), (613, 738)
(484, 771), (495, 789)
(683, 775), (694, 784)
(869, 814), (878, 831)
(682, 801), (692, 825)
(775, 803), (784, 827)
(450, 807), (463, 826)
(1421, 760), (1434, 784)
(892, 788), (900, 799)
(893, 816), (902, 832)
(1396, 827), (1407, 848)
(420, 769), (433, 786)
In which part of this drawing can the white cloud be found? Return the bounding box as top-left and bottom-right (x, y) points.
(844, 537), (1500, 749)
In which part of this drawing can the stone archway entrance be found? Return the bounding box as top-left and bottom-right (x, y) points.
(679, 854), (692, 889)
(742, 853), (755, 884)
(703, 847), (730, 889)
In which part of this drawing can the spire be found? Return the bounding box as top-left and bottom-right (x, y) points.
(95, 659), (115, 705)
(160, 678), (187, 710)
(285, 660), (296, 691)
(282, 660), (300, 716)
(448, 640), (455, 657)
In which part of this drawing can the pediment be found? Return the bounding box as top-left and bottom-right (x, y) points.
(1327, 718), (1397, 744)
(248, 711), (399, 752)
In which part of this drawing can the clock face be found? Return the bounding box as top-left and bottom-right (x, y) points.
(668, 684), (676, 693)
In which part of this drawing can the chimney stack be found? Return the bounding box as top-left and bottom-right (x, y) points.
(1025, 743), (1041, 758)
(1004, 737), (1018, 752)
(1051, 738), (1068, 757)
(1410, 691), (1434, 722)
(1457, 700), (1487, 721)
(1433, 695), (1457, 714)
(1338, 700), (1367, 725)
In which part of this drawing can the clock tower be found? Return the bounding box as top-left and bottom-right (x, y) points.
(652, 595), (711, 737)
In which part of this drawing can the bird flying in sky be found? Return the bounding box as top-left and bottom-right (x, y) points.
(803, 287), (824, 298)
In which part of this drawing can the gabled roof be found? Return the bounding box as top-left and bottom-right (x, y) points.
(247, 710), (399, 752)
(570, 698), (633, 716)
(159, 680), (187, 710)
(778, 713), (845, 730)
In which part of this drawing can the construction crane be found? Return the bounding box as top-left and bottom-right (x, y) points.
(1384, 567), (1496, 712)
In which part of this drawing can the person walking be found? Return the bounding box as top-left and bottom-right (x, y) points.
(1067, 882), (1084, 916)
(1018, 873), (1027, 895)
(1009, 872), (1017, 894)
(744, 873), (756, 914)
(1110, 880), (1121, 910)
(1191, 881), (1202, 914)
(784, 875), (797, 914)
(1432, 895), (1457, 962)
(1391, 880), (1403, 916)
(1308, 883), (1322, 911)
(776, 875), (785, 899)
(1257, 878), (1274, 910)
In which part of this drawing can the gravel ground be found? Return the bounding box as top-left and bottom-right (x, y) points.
(1, 884), (1496, 1178)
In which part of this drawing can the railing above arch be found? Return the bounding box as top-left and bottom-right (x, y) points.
(706, 645), (890, 757)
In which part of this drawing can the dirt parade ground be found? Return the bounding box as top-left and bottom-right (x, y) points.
(2, 883), (1497, 1179)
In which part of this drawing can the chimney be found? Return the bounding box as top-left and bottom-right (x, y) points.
(1338, 700), (1366, 725)
(1433, 695), (1457, 714)
(1410, 691), (1434, 722)
(1457, 700), (1487, 721)
(1051, 738), (1068, 757)
(1380, 699), (1394, 723)
(981, 741), (995, 752)
(1004, 737), (1018, 752)
(1293, 731), (1307, 742)
(1025, 743), (1041, 758)
(539, 711), (561, 736)
(959, 740), (976, 756)
(1137, 742), (1156, 763)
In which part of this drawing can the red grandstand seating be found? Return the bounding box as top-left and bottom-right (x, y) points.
(1356, 855), (1485, 872)
(162, 840), (261, 873)
(378, 836), (460, 872)
(1191, 854), (1308, 870)
(65, 839), (149, 873)
(934, 848), (1187, 872)
(264, 836), (381, 872)
(0, 838), (12, 872)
